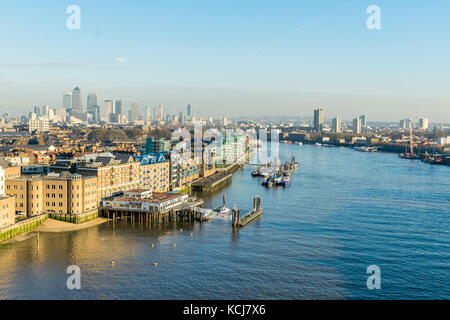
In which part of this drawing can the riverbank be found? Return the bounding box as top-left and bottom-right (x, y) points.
(35, 217), (108, 233)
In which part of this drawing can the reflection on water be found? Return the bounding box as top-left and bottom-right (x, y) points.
(1, 144), (449, 299)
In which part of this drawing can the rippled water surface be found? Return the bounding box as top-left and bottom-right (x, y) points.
(1, 144), (449, 299)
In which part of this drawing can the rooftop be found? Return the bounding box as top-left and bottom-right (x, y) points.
(116, 192), (185, 204)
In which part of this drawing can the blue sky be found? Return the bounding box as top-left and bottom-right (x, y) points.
(0, 0), (449, 121)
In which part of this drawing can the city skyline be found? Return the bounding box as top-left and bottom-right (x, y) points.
(0, 1), (449, 121)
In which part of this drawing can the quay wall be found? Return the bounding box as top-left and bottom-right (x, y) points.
(0, 214), (48, 243)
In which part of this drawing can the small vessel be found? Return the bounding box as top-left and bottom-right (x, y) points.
(261, 177), (274, 188)
(216, 194), (232, 217)
(399, 153), (419, 159)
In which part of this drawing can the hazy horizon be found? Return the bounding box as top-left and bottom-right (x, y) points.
(1, 0), (449, 122)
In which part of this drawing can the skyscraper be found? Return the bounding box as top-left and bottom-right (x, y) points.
(418, 118), (429, 130)
(41, 105), (49, 118)
(63, 93), (72, 111)
(33, 106), (41, 117)
(359, 114), (367, 127)
(105, 100), (114, 122)
(128, 103), (139, 123)
(72, 87), (82, 113)
(332, 117), (341, 133)
(87, 93), (98, 108)
(144, 106), (151, 121)
(155, 105), (164, 122)
(187, 104), (191, 120)
(399, 119), (411, 129)
(114, 100), (123, 115)
(313, 108), (324, 132)
(353, 117), (362, 134)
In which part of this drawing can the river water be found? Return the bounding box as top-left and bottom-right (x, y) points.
(0, 144), (449, 299)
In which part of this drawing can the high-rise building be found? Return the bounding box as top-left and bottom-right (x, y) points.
(359, 114), (367, 127)
(41, 105), (49, 118)
(87, 93), (98, 109)
(87, 105), (100, 122)
(33, 106), (41, 117)
(128, 103), (139, 123)
(187, 104), (191, 120)
(399, 119), (411, 129)
(104, 100), (114, 122)
(63, 93), (72, 111)
(144, 106), (151, 121)
(313, 108), (324, 132)
(156, 105), (164, 121)
(114, 100), (123, 115)
(332, 117), (341, 133)
(418, 118), (429, 130)
(353, 117), (362, 134)
(72, 87), (82, 113)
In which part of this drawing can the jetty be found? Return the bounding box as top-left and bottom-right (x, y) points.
(99, 190), (205, 223)
(232, 196), (263, 228)
(191, 173), (232, 193)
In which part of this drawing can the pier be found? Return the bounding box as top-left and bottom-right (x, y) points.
(232, 196), (263, 228)
(191, 173), (233, 193)
(100, 198), (204, 223)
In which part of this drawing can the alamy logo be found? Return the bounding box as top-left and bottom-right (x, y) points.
(366, 5), (381, 30)
(66, 265), (81, 290)
(66, 5), (81, 30)
(366, 265), (381, 290)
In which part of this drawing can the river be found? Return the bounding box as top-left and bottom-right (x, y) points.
(0, 144), (449, 299)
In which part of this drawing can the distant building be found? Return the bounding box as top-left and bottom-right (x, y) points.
(144, 106), (151, 121)
(353, 117), (361, 134)
(313, 108), (324, 132)
(87, 105), (100, 122)
(187, 104), (191, 120)
(359, 114), (367, 127)
(72, 87), (82, 113)
(28, 118), (49, 133)
(128, 103), (139, 123)
(332, 117), (341, 133)
(146, 138), (170, 154)
(418, 118), (429, 130)
(41, 105), (49, 118)
(63, 93), (72, 111)
(437, 136), (450, 146)
(33, 106), (41, 117)
(104, 100), (114, 122)
(399, 119), (411, 129)
(155, 105), (164, 122)
(114, 100), (123, 115)
(54, 108), (67, 122)
(87, 93), (97, 109)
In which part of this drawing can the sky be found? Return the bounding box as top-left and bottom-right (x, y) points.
(0, 0), (449, 122)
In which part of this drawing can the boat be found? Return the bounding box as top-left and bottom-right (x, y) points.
(261, 177), (274, 188)
(215, 195), (232, 217)
(399, 153), (419, 160)
(354, 146), (379, 152)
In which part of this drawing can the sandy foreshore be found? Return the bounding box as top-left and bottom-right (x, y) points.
(35, 217), (108, 233)
(1, 218), (109, 244)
